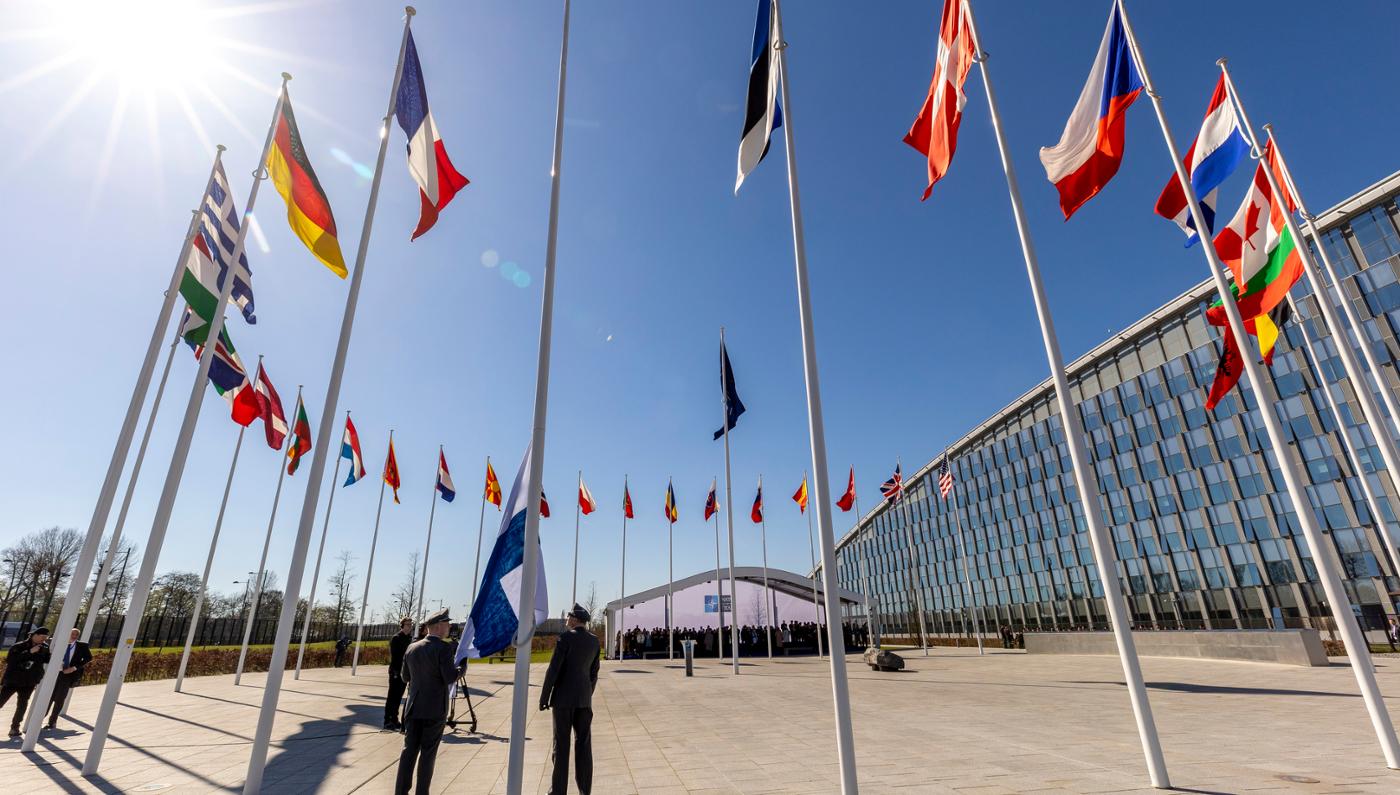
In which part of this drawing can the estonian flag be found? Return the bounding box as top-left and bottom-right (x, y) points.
(714, 340), (747, 440)
(456, 445), (549, 663)
(734, 0), (781, 194)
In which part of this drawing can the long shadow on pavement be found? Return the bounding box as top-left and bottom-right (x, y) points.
(1070, 680), (1358, 698)
(261, 703), (384, 791)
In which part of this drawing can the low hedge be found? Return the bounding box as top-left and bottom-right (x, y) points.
(1, 644), (393, 686)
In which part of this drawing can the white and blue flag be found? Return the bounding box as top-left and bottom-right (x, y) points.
(199, 161), (256, 323)
(456, 445), (549, 664)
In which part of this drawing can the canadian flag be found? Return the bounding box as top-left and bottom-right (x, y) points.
(578, 477), (597, 515)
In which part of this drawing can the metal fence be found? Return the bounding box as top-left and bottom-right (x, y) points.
(0, 610), (400, 650)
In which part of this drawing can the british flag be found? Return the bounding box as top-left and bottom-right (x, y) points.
(881, 464), (904, 504)
(938, 459), (955, 500)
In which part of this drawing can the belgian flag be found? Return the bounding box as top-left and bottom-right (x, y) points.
(267, 89), (347, 277)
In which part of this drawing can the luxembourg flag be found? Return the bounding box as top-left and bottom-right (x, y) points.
(457, 445), (549, 663)
(395, 30), (469, 240)
(436, 449), (456, 502)
(1039, 0), (1143, 220)
(341, 415), (367, 487)
(1153, 74), (1249, 245)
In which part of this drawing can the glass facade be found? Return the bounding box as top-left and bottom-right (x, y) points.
(834, 174), (1400, 638)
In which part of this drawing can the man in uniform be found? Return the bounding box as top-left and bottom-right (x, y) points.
(46, 627), (92, 731)
(396, 608), (461, 795)
(385, 617), (413, 730)
(540, 604), (600, 795)
(2, 626), (50, 738)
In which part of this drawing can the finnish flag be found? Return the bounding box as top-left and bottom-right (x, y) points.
(456, 445), (549, 664)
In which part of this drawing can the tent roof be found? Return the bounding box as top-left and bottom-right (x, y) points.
(603, 566), (863, 613)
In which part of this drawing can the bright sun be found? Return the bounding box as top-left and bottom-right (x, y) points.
(54, 0), (219, 91)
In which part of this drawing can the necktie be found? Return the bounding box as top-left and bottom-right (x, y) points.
(64, 642), (73, 666)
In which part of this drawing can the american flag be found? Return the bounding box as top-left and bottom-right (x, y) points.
(881, 464), (904, 504)
(938, 458), (955, 499)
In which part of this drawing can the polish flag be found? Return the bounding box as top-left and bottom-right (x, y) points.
(579, 477), (597, 515)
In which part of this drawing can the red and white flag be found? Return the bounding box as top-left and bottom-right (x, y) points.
(903, 0), (976, 200)
(251, 362), (288, 450)
(578, 477), (597, 515)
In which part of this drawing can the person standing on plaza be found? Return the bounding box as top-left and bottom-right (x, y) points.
(385, 617), (414, 730)
(45, 627), (92, 731)
(335, 635), (351, 667)
(541, 604), (600, 795)
(396, 608), (460, 795)
(2, 626), (50, 737)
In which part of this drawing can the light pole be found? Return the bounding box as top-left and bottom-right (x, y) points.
(100, 548), (133, 648)
(236, 573), (255, 645)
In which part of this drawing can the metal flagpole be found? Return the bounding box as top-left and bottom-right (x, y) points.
(713, 484), (726, 661)
(1213, 62), (1400, 763)
(804, 474), (822, 657)
(353, 430), (394, 675)
(506, 2), (570, 790)
(769, 3), (858, 787)
(668, 481), (675, 661)
(572, 470), (581, 605)
(25, 150), (223, 754)
(79, 76), (285, 767)
(617, 475), (628, 659)
(470, 455), (490, 612)
(757, 475), (773, 658)
(720, 328), (741, 675)
(175, 423), (248, 692)
(415, 445), (442, 623)
(295, 412), (347, 679)
(945, 454), (983, 655)
(957, 1), (1167, 785)
(854, 492), (879, 646)
(896, 460), (929, 656)
(1269, 127), (1400, 587)
(82, 333), (182, 644)
(235, 385), (299, 685)
(243, 10), (416, 783)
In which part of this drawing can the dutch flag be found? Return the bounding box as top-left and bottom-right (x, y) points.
(341, 415), (367, 487)
(436, 449), (456, 502)
(1153, 74), (1249, 245)
(395, 29), (469, 240)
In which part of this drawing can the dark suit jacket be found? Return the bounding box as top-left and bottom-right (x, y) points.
(57, 640), (92, 684)
(540, 626), (599, 711)
(400, 635), (459, 721)
(3, 639), (51, 688)
(388, 632), (412, 677)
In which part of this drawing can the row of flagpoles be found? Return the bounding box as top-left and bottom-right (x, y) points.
(31, 0), (1400, 791)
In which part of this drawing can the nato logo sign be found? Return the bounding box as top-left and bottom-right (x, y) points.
(704, 595), (733, 613)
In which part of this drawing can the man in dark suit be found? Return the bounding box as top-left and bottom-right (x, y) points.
(396, 608), (461, 795)
(540, 604), (600, 795)
(385, 617), (413, 730)
(2, 626), (50, 738)
(46, 628), (92, 731)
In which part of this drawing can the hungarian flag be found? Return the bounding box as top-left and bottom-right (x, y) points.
(183, 310), (259, 427)
(285, 395), (312, 476)
(750, 482), (764, 523)
(903, 0), (976, 200)
(267, 88), (347, 277)
(436, 449), (456, 502)
(539, 490), (551, 518)
(623, 482), (634, 519)
(704, 479), (718, 521)
(251, 362), (288, 450)
(1206, 300), (1292, 410)
(664, 481), (678, 524)
(579, 477), (597, 515)
(384, 437), (402, 503)
(484, 460), (502, 508)
(835, 467), (856, 512)
(1207, 141), (1301, 325)
(395, 29), (469, 240)
(341, 415), (367, 486)
(792, 477), (809, 514)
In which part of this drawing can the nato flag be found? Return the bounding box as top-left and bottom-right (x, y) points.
(714, 340), (747, 440)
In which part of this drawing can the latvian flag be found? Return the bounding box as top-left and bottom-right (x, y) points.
(251, 362), (288, 450)
(437, 449), (456, 502)
(395, 29), (469, 240)
(341, 415), (367, 487)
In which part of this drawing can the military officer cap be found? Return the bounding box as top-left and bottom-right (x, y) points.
(567, 604), (590, 623)
(425, 607), (452, 626)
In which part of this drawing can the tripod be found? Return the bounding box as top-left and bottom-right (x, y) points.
(446, 667), (477, 734)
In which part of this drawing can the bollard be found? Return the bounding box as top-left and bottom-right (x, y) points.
(682, 639), (696, 677)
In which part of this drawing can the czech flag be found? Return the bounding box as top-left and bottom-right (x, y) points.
(341, 415), (367, 487)
(436, 449), (456, 502)
(395, 30), (469, 240)
(1039, 1), (1142, 220)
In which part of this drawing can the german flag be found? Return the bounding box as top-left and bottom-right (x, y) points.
(267, 89), (347, 277)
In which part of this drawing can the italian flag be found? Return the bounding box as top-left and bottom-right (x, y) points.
(1206, 141), (1301, 326)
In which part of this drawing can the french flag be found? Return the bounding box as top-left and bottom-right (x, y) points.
(395, 30), (469, 241)
(1153, 75), (1249, 245)
(436, 449), (456, 503)
(1039, 1), (1142, 220)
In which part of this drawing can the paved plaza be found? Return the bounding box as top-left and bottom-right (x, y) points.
(3, 648), (1400, 793)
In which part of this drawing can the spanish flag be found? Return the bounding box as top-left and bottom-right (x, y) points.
(267, 89), (347, 277)
(792, 477), (808, 514)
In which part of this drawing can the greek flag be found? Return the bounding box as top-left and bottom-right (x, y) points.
(456, 445), (549, 663)
(199, 161), (256, 324)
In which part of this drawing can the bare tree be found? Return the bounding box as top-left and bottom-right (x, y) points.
(3, 527), (84, 630)
(87, 535), (139, 619)
(582, 581), (601, 631)
(383, 552), (420, 624)
(326, 551), (357, 638)
(145, 571), (203, 618)
(748, 585), (768, 626)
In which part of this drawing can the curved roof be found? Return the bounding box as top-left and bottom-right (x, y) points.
(603, 566), (863, 613)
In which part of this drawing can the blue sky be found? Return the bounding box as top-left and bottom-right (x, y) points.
(3, 0), (1397, 623)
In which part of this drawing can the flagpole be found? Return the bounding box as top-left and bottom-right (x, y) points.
(945, 454), (982, 655)
(713, 484), (726, 661)
(295, 411), (347, 680)
(853, 492), (878, 646)
(951, 1), (1167, 785)
(79, 73), (287, 769)
(669, 495), (675, 661)
(720, 328), (740, 675)
(470, 456), (490, 613)
(174, 422), (248, 693)
(353, 430), (393, 676)
(82, 332), (182, 645)
(572, 470), (581, 605)
(1212, 61), (1400, 763)
(416, 445), (442, 624)
(804, 474), (822, 657)
(1268, 126), (1400, 589)
(243, 3), (418, 784)
(755, 475), (774, 658)
(769, 3), (858, 786)
(895, 458), (929, 656)
(617, 475), (628, 660)
(25, 150), (222, 755)
(506, 1), (569, 790)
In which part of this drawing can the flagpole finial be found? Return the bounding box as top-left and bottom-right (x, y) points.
(1262, 122), (1274, 133)
(405, 5), (416, 16)
(1216, 57), (1228, 67)
(216, 144), (226, 152)
(281, 72), (292, 82)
